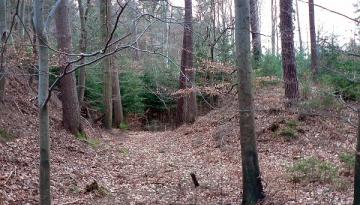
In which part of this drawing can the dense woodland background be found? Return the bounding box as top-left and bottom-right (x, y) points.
(0, 0), (360, 204)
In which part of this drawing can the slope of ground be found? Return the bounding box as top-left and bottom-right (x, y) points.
(0, 77), (358, 204)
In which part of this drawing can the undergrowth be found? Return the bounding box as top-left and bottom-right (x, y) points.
(75, 132), (100, 149)
(0, 128), (15, 142)
(288, 157), (339, 184)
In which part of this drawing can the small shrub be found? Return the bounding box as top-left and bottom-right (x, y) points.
(75, 132), (100, 149)
(286, 120), (298, 129)
(288, 157), (339, 184)
(0, 129), (15, 142)
(118, 147), (129, 156)
(339, 152), (355, 169)
(256, 54), (282, 77)
(119, 123), (129, 130)
(301, 92), (339, 111)
(276, 119), (299, 141)
(279, 127), (297, 141)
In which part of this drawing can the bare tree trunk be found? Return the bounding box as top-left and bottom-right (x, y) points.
(280, 0), (299, 104)
(250, 0), (262, 61)
(100, 0), (112, 129)
(177, 0), (197, 124)
(275, 0), (279, 55)
(271, 0), (276, 55)
(0, 0), (6, 102)
(77, 0), (90, 105)
(19, 0), (25, 37)
(54, 0), (82, 134)
(184, 0), (197, 123)
(235, 0), (265, 204)
(33, 0), (50, 203)
(112, 72), (124, 127)
(354, 109), (360, 205)
(309, 0), (318, 79)
(295, 0), (303, 53)
(129, 0), (139, 60)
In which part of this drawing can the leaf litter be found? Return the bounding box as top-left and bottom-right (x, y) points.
(0, 76), (358, 204)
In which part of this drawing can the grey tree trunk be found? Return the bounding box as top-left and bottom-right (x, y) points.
(0, 0), (6, 102)
(250, 0), (262, 61)
(19, 0), (25, 37)
(54, 0), (82, 134)
(280, 0), (300, 104)
(112, 65), (124, 127)
(235, 0), (265, 204)
(109, 6), (124, 128)
(33, 0), (50, 203)
(309, 0), (318, 79)
(77, 0), (90, 105)
(100, 0), (113, 129)
(271, 0), (276, 55)
(295, 0), (303, 53)
(354, 109), (360, 205)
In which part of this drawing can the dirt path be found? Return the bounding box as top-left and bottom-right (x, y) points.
(0, 85), (357, 205)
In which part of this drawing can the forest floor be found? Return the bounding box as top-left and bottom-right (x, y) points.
(0, 76), (358, 204)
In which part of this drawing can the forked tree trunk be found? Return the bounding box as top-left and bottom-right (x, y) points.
(235, 0), (265, 204)
(250, 0), (262, 61)
(0, 0), (6, 102)
(309, 0), (318, 79)
(33, 0), (50, 203)
(177, 0), (196, 124)
(100, 0), (113, 129)
(354, 109), (360, 205)
(55, 0), (82, 134)
(280, 0), (300, 104)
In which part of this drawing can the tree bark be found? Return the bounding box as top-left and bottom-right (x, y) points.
(235, 0), (265, 204)
(280, 0), (300, 104)
(176, 0), (196, 125)
(295, 0), (303, 53)
(250, 0), (262, 61)
(54, 0), (82, 134)
(271, 0), (276, 55)
(0, 0), (6, 102)
(19, 0), (25, 37)
(77, 0), (90, 105)
(100, 0), (113, 129)
(309, 0), (318, 79)
(33, 0), (50, 203)
(354, 109), (360, 205)
(112, 63), (124, 127)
